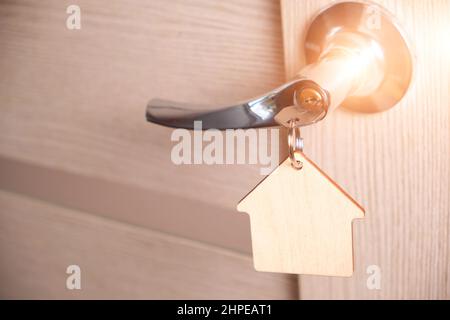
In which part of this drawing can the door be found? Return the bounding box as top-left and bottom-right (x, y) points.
(281, 0), (450, 299)
(0, 0), (449, 299)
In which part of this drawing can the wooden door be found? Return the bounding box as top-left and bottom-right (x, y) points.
(282, 0), (450, 299)
(0, 0), (449, 299)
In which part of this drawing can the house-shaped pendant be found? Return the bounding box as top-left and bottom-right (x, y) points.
(237, 153), (364, 277)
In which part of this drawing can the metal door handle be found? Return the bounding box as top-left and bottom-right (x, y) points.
(146, 2), (413, 130)
(146, 78), (328, 130)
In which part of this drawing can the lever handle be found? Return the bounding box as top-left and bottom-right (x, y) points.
(146, 79), (328, 130)
(145, 2), (413, 130)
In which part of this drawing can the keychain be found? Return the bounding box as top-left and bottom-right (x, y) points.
(237, 87), (365, 277)
(147, 80), (365, 277)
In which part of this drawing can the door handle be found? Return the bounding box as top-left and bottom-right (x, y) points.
(146, 2), (413, 130)
(146, 78), (328, 130)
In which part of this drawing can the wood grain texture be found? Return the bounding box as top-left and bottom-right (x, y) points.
(282, 0), (450, 299)
(0, 155), (253, 254)
(0, 0), (284, 213)
(1, 0), (449, 300)
(0, 190), (297, 299)
(238, 155), (364, 276)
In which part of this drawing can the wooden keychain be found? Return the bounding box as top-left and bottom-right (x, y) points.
(237, 118), (364, 277)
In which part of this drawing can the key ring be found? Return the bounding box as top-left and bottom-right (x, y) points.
(288, 120), (304, 170)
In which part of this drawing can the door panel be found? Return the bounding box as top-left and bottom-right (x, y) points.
(282, 0), (450, 299)
(0, 0), (292, 299)
(0, 190), (297, 299)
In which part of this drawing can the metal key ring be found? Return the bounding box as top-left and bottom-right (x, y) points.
(288, 120), (304, 170)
